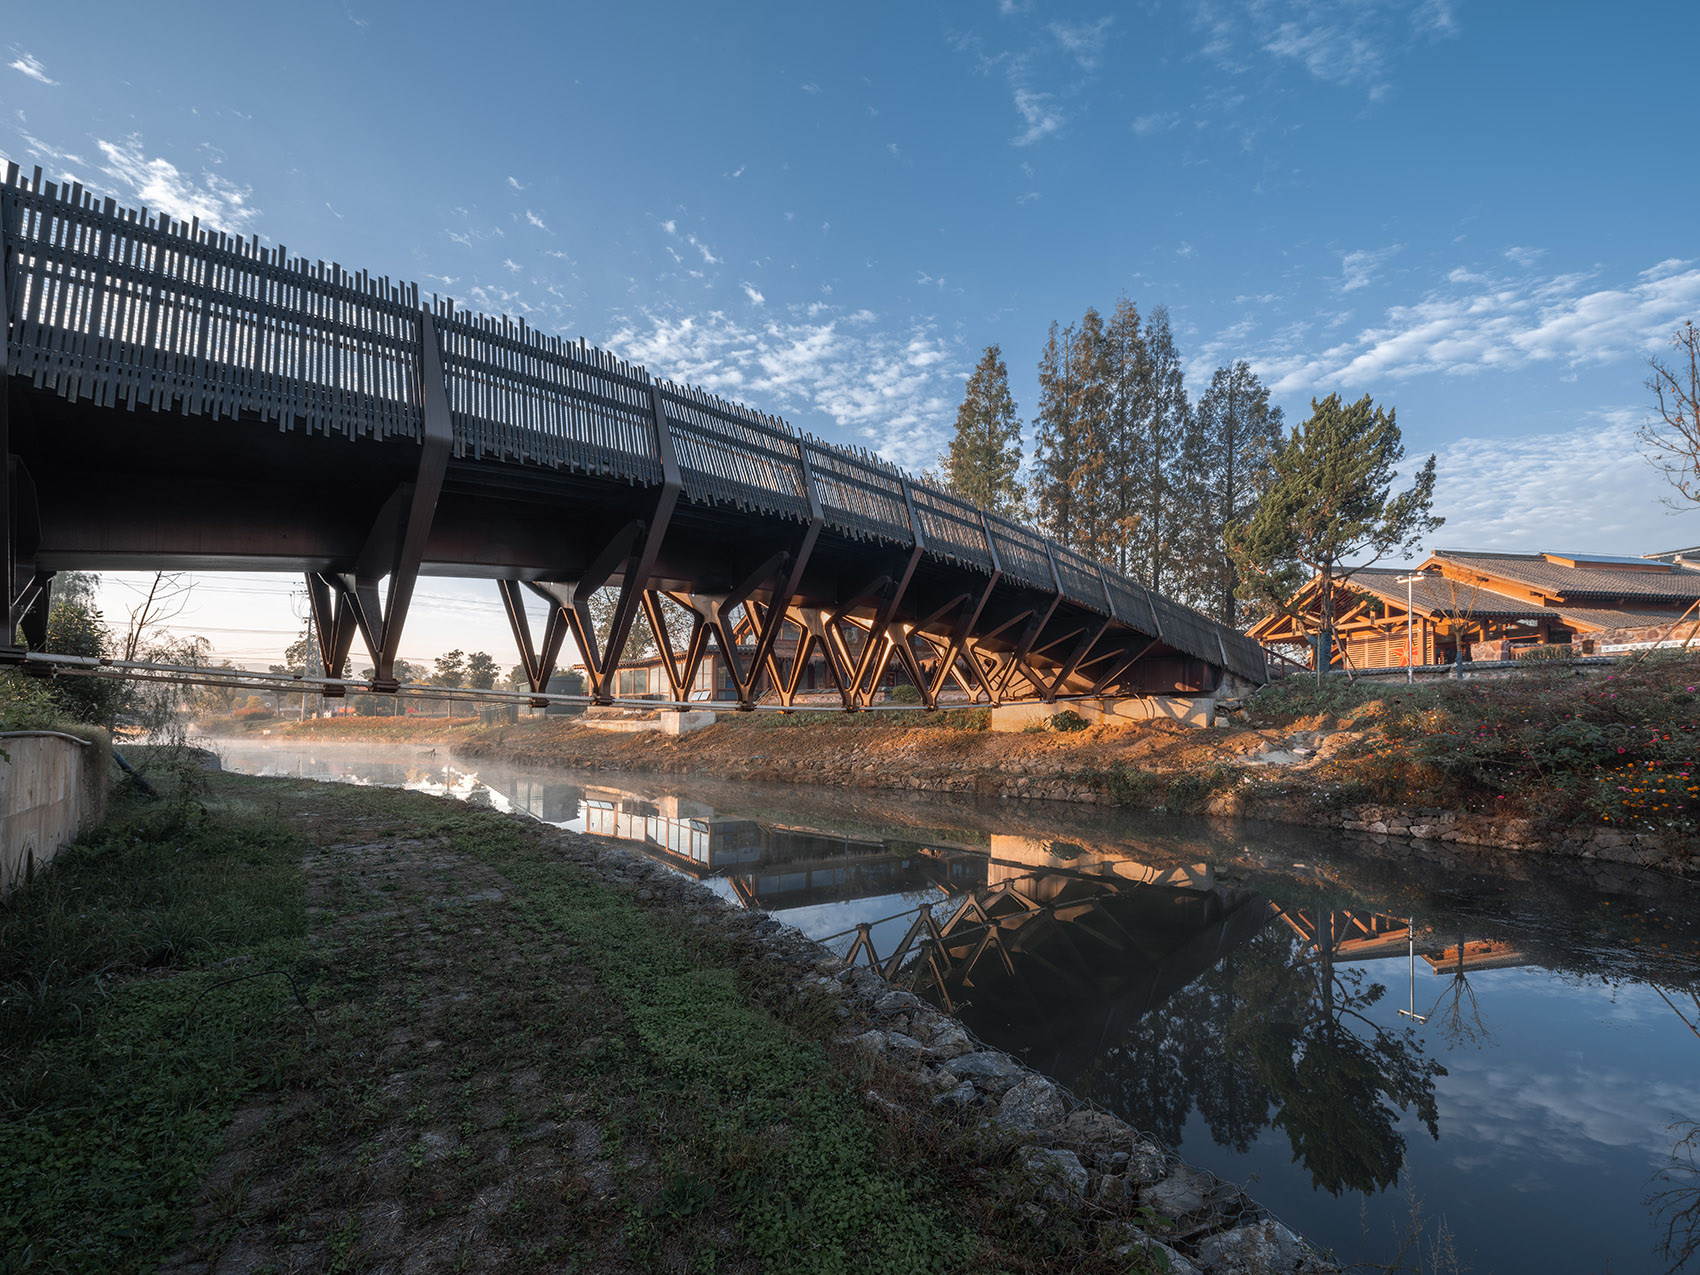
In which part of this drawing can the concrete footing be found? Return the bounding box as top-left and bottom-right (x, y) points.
(990, 695), (1216, 733)
(661, 710), (717, 735)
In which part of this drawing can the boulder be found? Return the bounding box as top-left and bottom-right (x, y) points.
(1193, 1219), (1323, 1273)
(993, 1076), (1066, 1132)
(1017, 1146), (1088, 1200)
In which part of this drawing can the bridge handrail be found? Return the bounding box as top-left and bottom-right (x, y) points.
(0, 163), (1269, 684)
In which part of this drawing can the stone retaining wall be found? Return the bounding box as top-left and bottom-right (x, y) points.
(1338, 803), (1675, 870)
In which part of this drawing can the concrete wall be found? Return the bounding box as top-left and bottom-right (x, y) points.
(0, 731), (109, 900)
(990, 695), (1216, 733)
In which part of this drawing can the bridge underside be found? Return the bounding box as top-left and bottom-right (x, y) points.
(6, 381), (1219, 709)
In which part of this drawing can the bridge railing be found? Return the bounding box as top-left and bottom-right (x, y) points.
(0, 163), (1269, 684)
(437, 305), (664, 485)
(2, 163), (424, 442)
(909, 484), (994, 572)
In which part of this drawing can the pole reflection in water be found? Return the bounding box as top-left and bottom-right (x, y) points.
(215, 739), (1700, 1275)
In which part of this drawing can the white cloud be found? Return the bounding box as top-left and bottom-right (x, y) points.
(8, 53), (57, 86)
(605, 306), (964, 469)
(1131, 112), (1179, 136)
(96, 135), (258, 232)
(501, 258), (521, 274)
(1050, 16), (1114, 69)
(1504, 244), (1545, 268)
(1435, 1050), (1700, 1174)
(525, 209), (547, 230)
(660, 218), (677, 235)
(1193, 0), (1460, 99)
(1253, 257), (1700, 396)
(507, 175), (525, 191)
(801, 82), (821, 94)
(1341, 243), (1402, 292)
(741, 282), (765, 305)
(688, 234), (719, 265)
(1428, 418), (1700, 553)
(1011, 88), (1064, 146)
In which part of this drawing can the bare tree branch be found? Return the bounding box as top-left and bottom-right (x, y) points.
(1642, 320), (1700, 508)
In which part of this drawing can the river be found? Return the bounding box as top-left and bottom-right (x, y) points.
(213, 737), (1700, 1274)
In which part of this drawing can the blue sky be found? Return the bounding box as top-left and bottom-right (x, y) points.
(5, 1), (1699, 667)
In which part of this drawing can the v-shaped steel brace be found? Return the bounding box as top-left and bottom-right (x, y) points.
(307, 309), (453, 694)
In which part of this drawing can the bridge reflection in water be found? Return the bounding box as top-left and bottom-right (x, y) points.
(214, 742), (1700, 1273)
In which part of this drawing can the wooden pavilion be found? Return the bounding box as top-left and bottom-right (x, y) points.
(1247, 549), (1700, 669)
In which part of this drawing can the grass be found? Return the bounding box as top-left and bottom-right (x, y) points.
(4, 761), (1168, 1274)
(1246, 652), (1700, 834)
(0, 749), (308, 1273)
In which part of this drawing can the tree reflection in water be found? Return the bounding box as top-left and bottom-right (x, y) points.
(1088, 908), (1444, 1198)
(1649, 988), (1700, 1272)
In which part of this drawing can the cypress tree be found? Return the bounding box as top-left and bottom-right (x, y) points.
(1186, 361), (1286, 626)
(1031, 310), (1110, 554)
(940, 345), (1025, 517)
(1102, 296), (1150, 576)
(1130, 306), (1188, 595)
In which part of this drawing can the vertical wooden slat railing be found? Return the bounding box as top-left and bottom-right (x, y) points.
(0, 162), (1271, 684)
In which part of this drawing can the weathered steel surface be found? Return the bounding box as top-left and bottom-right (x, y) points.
(0, 163), (1269, 692)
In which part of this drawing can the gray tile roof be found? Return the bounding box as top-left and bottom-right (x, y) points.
(1339, 567), (1548, 618)
(1429, 550), (1700, 602)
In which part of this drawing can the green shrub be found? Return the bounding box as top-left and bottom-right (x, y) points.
(885, 683), (922, 705)
(1049, 709), (1090, 733)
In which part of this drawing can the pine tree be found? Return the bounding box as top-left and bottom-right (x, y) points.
(1031, 310), (1111, 554)
(940, 345), (1025, 517)
(1226, 393), (1442, 679)
(1186, 361), (1286, 626)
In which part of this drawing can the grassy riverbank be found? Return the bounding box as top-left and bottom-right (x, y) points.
(449, 653), (1700, 867)
(2, 757), (1173, 1274)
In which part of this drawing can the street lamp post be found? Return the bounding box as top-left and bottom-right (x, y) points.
(1396, 573), (1426, 685)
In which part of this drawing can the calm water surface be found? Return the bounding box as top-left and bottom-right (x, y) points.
(215, 738), (1700, 1274)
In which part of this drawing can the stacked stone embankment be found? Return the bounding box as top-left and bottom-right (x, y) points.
(577, 824), (1339, 1274)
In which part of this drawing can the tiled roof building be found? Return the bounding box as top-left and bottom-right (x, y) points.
(1247, 549), (1700, 669)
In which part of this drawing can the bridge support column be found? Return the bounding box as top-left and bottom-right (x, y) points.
(308, 307), (453, 694)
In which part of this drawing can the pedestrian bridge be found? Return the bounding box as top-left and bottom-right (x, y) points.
(0, 163), (1268, 708)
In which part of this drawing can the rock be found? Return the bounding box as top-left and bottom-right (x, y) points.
(994, 1075), (1066, 1132)
(1193, 1220), (1316, 1273)
(1061, 1109), (1129, 1144)
(1092, 1172), (1131, 1207)
(844, 1030), (887, 1056)
(922, 1021), (974, 1059)
(1111, 1231), (1198, 1274)
(882, 1031), (927, 1061)
(874, 989), (923, 1013)
(1018, 1146), (1088, 1200)
(943, 1050), (1026, 1084)
(1144, 1166), (1213, 1219)
(1125, 1139), (1169, 1185)
(932, 1080), (979, 1110)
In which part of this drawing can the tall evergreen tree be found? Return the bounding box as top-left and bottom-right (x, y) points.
(1184, 361), (1286, 626)
(940, 345), (1025, 517)
(1031, 311), (1111, 554)
(1128, 306), (1189, 594)
(1226, 393), (1442, 679)
(1102, 297), (1150, 576)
